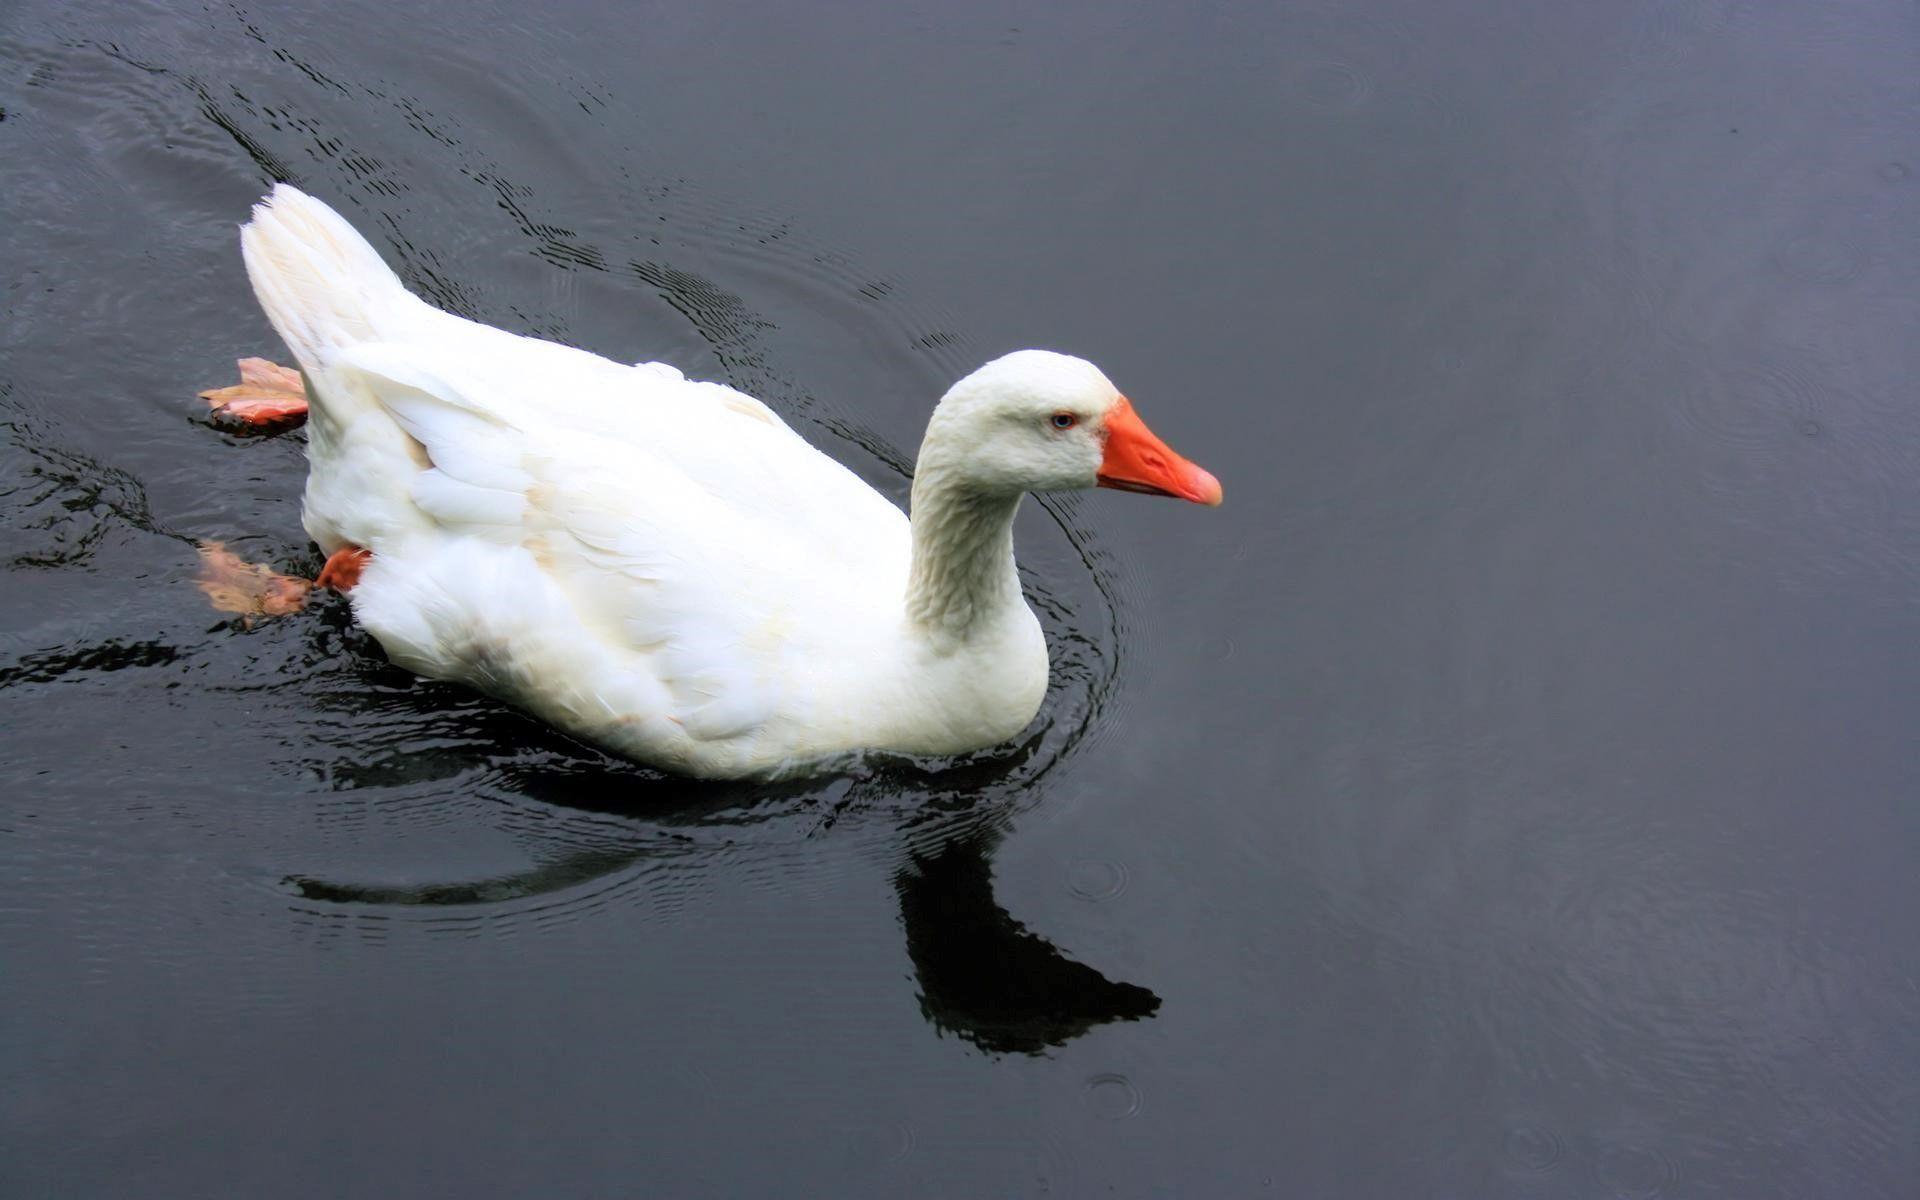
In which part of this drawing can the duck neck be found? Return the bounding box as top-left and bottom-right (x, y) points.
(904, 464), (1027, 650)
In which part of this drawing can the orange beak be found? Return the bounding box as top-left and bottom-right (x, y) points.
(1096, 396), (1224, 506)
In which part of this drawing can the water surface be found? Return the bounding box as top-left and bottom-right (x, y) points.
(3, 1), (1916, 1195)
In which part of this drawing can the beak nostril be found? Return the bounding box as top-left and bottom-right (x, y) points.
(1094, 395), (1222, 505)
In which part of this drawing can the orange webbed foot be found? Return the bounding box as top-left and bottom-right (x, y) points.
(196, 541), (313, 625)
(200, 357), (308, 433)
(195, 542), (370, 625)
(316, 546), (372, 592)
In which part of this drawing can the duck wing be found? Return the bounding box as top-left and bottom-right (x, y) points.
(329, 343), (907, 745)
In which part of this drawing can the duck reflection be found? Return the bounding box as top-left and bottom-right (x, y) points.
(285, 763), (1159, 1055)
(894, 830), (1159, 1055)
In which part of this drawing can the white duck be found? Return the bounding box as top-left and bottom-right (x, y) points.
(233, 185), (1221, 778)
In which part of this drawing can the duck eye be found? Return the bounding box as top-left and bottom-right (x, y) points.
(1050, 412), (1077, 430)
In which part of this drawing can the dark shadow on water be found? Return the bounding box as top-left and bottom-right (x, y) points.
(895, 830), (1161, 1056)
(286, 845), (647, 907)
(282, 755), (1162, 1055)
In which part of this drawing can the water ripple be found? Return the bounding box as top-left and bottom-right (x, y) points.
(1498, 1123), (1566, 1175)
(1083, 1073), (1143, 1120)
(0, 25), (1138, 942)
(1594, 1139), (1679, 1199)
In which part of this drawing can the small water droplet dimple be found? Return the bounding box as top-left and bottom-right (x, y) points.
(1595, 1142), (1677, 1199)
(1085, 1073), (1142, 1120)
(1290, 59), (1371, 109)
(841, 1119), (914, 1163)
(1880, 161), (1910, 182)
(1798, 419), (1822, 437)
(1501, 1124), (1565, 1173)
(1773, 220), (1868, 284)
(1066, 858), (1128, 901)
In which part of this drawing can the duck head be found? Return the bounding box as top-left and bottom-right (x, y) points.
(920, 350), (1223, 505)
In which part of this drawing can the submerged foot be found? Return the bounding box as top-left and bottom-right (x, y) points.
(200, 357), (308, 433)
(194, 542), (369, 625)
(195, 541), (313, 623)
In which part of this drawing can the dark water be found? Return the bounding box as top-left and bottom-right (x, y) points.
(4, 1), (1917, 1194)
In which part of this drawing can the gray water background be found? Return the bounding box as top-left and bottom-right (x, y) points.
(3, 1), (1916, 1195)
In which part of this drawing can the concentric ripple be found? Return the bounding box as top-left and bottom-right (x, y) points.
(0, 28), (1133, 937)
(1083, 1073), (1143, 1120)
